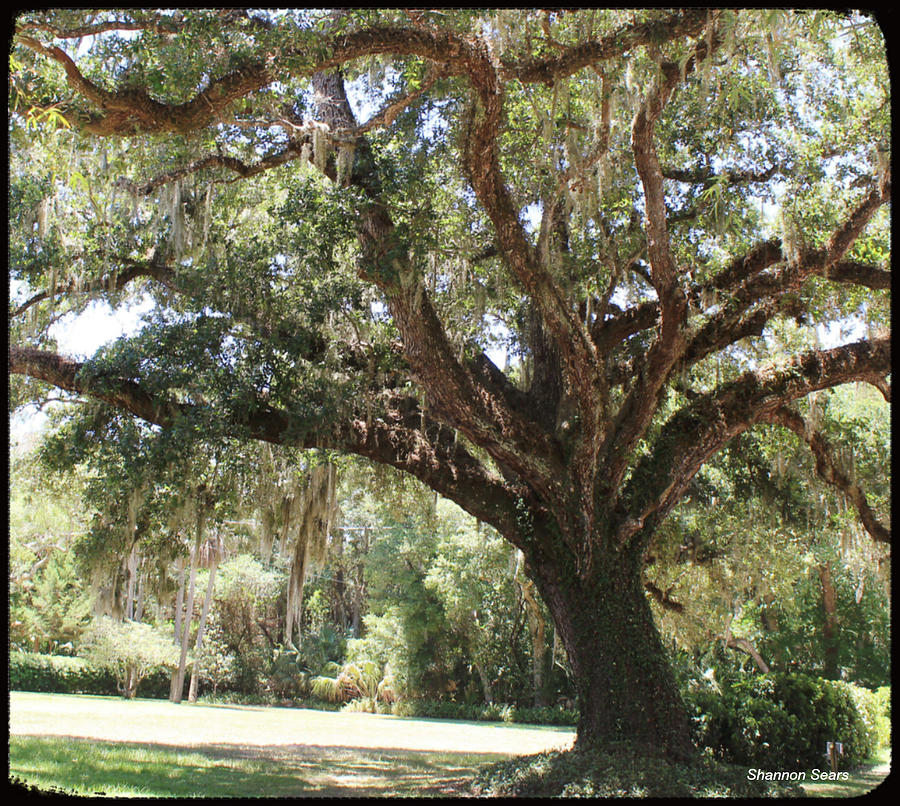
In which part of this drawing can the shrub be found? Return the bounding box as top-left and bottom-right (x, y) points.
(10, 650), (172, 699)
(687, 672), (879, 769)
(81, 618), (179, 699)
(10, 651), (117, 695)
(387, 698), (578, 726)
(846, 683), (891, 753)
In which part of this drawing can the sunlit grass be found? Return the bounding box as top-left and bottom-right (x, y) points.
(10, 735), (502, 797)
(9, 691), (571, 797)
(799, 748), (891, 798)
(10, 736), (302, 798)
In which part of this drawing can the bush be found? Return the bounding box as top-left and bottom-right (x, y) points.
(387, 698), (578, 726)
(687, 672), (880, 769)
(10, 650), (173, 699)
(847, 684), (891, 752)
(81, 618), (179, 698)
(471, 743), (805, 798)
(10, 651), (117, 695)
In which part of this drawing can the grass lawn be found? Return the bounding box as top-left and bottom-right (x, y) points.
(10, 692), (889, 797)
(9, 691), (574, 797)
(798, 747), (891, 798)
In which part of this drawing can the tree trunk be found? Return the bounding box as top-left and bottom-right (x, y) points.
(134, 559), (145, 623)
(169, 555), (186, 700)
(173, 556), (185, 643)
(188, 562), (218, 703)
(473, 656), (494, 705)
(528, 540), (694, 760)
(515, 556), (548, 708)
(172, 527), (202, 703)
(818, 562), (839, 678)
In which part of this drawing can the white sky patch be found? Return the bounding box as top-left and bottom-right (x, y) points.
(48, 294), (155, 360)
(10, 295), (155, 438)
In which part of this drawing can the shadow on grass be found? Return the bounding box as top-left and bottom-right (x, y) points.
(800, 767), (891, 798)
(10, 734), (506, 798)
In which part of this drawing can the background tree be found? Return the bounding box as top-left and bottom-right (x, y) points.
(9, 439), (93, 653)
(82, 616), (179, 698)
(9, 9), (890, 759)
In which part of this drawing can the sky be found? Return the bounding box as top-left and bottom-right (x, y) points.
(9, 295), (154, 438)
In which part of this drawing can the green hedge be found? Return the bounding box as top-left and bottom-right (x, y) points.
(10, 652), (171, 699)
(687, 672), (885, 770)
(387, 699), (579, 726)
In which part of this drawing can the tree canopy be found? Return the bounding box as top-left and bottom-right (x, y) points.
(8, 9), (890, 760)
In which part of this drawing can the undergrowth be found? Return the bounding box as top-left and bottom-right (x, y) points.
(470, 743), (806, 798)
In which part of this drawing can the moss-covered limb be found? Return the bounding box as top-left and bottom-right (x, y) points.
(309, 69), (569, 504)
(766, 405), (890, 544)
(15, 16), (488, 139)
(597, 21), (727, 498)
(15, 34), (273, 137)
(459, 34), (607, 464)
(616, 336), (892, 541)
(8, 343), (525, 539)
(498, 9), (712, 84)
(8, 346), (185, 427)
(9, 259), (176, 319)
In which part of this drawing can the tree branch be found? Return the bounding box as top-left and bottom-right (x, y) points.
(310, 69), (567, 503)
(8, 344), (524, 539)
(599, 16), (722, 494)
(15, 34), (273, 136)
(10, 259), (176, 319)
(618, 336), (892, 546)
(766, 405), (890, 544)
(499, 9), (711, 84)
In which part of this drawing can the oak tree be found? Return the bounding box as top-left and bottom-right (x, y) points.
(9, 9), (890, 758)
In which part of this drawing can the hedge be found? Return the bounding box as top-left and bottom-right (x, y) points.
(10, 652), (171, 699)
(385, 699), (579, 726)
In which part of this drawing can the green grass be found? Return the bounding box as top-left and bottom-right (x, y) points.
(799, 747), (891, 798)
(9, 691), (573, 797)
(11, 692), (890, 797)
(9, 735), (504, 797)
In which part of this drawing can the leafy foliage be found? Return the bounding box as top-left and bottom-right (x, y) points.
(687, 672), (880, 769)
(80, 617), (180, 698)
(8, 7), (891, 761)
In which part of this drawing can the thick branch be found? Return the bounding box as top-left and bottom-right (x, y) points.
(767, 405), (890, 544)
(619, 336), (892, 545)
(460, 37), (604, 514)
(116, 143), (309, 196)
(644, 581), (685, 613)
(9, 346), (184, 425)
(600, 20), (721, 494)
(499, 9), (711, 84)
(10, 259), (176, 318)
(311, 69), (567, 501)
(15, 34), (272, 136)
(8, 345), (523, 538)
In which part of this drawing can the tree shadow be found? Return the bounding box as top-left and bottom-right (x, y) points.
(10, 734), (507, 797)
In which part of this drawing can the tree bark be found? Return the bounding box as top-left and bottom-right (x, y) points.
(473, 657), (494, 705)
(169, 555), (186, 700)
(515, 553), (548, 708)
(527, 534), (694, 760)
(188, 562), (218, 703)
(818, 562), (839, 678)
(172, 524), (202, 703)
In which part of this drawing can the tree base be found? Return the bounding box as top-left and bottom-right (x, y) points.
(470, 743), (806, 798)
